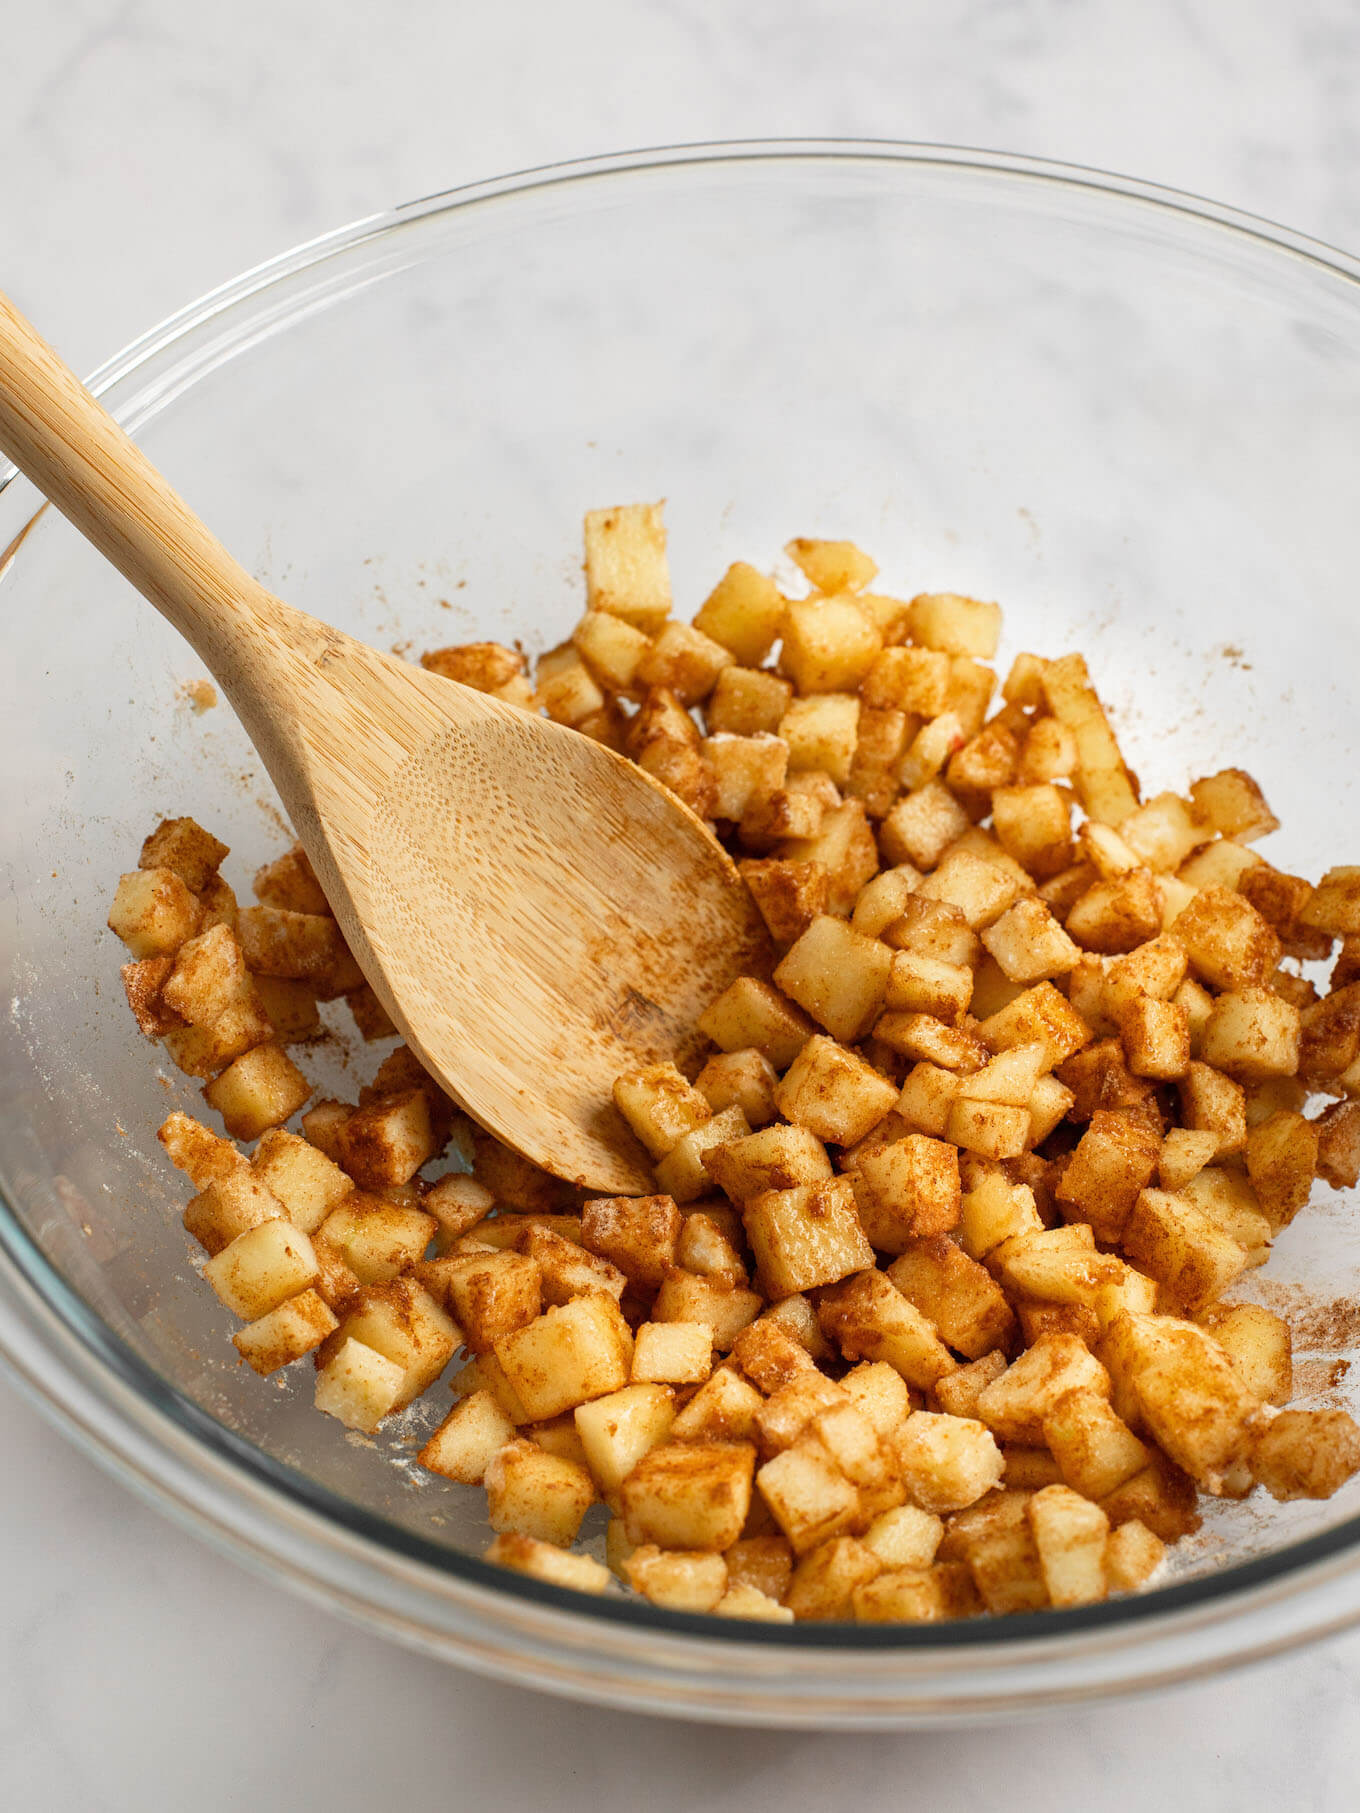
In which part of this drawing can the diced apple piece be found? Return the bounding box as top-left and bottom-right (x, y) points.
(774, 1035), (898, 1147)
(744, 1177), (875, 1296)
(583, 501), (670, 631)
(756, 1439), (861, 1554)
(1178, 1061), (1247, 1158)
(778, 694), (860, 785)
(485, 1438), (596, 1545)
(703, 1123), (832, 1204)
(1121, 1188), (1249, 1313)
(1040, 652), (1139, 825)
(654, 1105), (752, 1204)
(896, 1063), (962, 1139)
(420, 1390), (519, 1484)
(781, 595), (882, 695)
(332, 1088), (437, 1188)
(1189, 769), (1279, 843)
(697, 977), (814, 1070)
(1042, 1388), (1150, 1499)
(624, 1545), (730, 1611)
(1200, 987), (1301, 1081)
(1250, 1408), (1360, 1501)
(713, 1583), (795, 1622)
(1244, 1110), (1319, 1231)
(693, 561), (785, 664)
(631, 1320), (713, 1385)
(1110, 1313), (1261, 1492)
(621, 1440), (755, 1551)
(738, 857), (829, 946)
(891, 1413), (1004, 1514)
(1158, 1126), (1220, 1191)
(1315, 1100), (1360, 1188)
(773, 915), (891, 1044)
(108, 867), (202, 958)
(946, 1098), (1030, 1161)
(976, 1335), (1110, 1445)
(1026, 1485), (1109, 1607)
(1066, 870), (1163, 955)
(695, 1049), (780, 1130)
(785, 1534), (883, 1620)
(1055, 1109), (1163, 1242)
(671, 1367), (765, 1444)
(906, 592), (1001, 658)
(1197, 1303), (1292, 1405)
(493, 1294), (634, 1421)
(880, 783), (972, 872)
(978, 982), (1092, 1069)
(637, 621), (733, 704)
(580, 1193), (684, 1291)
(957, 1172), (1044, 1260)
(232, 1288), (337, 1375)
(851, 1134), (962, 1250)
(202, 1042), (311, 1140)
(611, 1065), (711, 1160)
(991, 785), (1074, 882)
(1103, 1518), (1166, 1594)
(203, 1219), (319, 1320)
(314, 1336), (405, 1433)
(1174, 886), (1282, 991)
(183, 1169), (286, 1256)
(158, 1110), (246, 1189)
(817, 1270), (957, 1389)
(706, 664), (793, 736)
(485, 1533), (610, 1594)
(574, 1383), (677, 1497)
(318, 1194), (436, 1285)
(651, 1270), (763, 1350)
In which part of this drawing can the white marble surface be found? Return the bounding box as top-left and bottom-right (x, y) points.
(6, 0), (1360, 1803)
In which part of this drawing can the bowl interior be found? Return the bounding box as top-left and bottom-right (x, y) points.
(5, 146), (1360, 1620)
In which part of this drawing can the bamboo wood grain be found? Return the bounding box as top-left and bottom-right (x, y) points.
(0, 289), (770, 1193)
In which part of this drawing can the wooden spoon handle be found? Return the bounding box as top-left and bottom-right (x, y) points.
(0, 288), (289, 668)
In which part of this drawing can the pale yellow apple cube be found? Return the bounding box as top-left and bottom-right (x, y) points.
(314, 1336), (405, 1433)
(624, 1545), (729, 1612)
(653, 1105), (751, 1204)
(204, 1218), (319, 1320)
(1026, 1484), (1110, 1607)
(485, 1532), (611, 1594)
(773, 914), (892, 1043)
(574, 1383), (678, 1495)
(232, 1288), (337, 1375)
(485, 1438), (596, 1545)
(892, 1413), (1004, 1514)
(611, 1063), (712, 1159)
(108, 867), (202, 958)
(630, 1320), (713, 1385)
(693, 561), (785, 665)
(583, 501), (671, 631)
(778, 693), (861, 784)
(330, 1276), (459, 1408)
(202, 1042), (311, 1140)
(620, 1441), (755, 1551)
(419, 1389), (518, 1484)
(905, 592), (1001, 658)
(780, 596), (882, 694)
(250, 1128), (352, 1234)
(494, 1294), (634, 1421)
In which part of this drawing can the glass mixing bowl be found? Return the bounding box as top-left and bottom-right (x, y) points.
(4, 141), (1360, 1727)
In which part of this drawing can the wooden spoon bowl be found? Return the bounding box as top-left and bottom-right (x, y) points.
(0, 290), (769, 1194)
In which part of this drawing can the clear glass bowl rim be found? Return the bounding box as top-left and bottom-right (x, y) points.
(6, 137), (1360, 1722)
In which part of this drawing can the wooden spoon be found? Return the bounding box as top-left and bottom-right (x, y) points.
(0, 290), (770, 1194)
